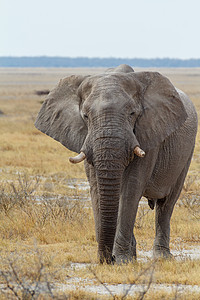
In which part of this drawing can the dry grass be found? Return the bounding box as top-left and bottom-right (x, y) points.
(0, 67), (199, 299)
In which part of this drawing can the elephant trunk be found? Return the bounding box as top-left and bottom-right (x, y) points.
(93, 134), (126, 263)
(96, 166), (124, 263)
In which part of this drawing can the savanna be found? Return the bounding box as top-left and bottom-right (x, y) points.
(0, 67), (199, 299)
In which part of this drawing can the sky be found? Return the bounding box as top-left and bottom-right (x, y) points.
(1, 0), (200, 59)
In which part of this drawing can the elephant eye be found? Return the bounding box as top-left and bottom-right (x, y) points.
(130, 112), (135, 116)
(83, 113), (88, 119)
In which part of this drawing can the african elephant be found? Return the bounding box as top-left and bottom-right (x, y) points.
(35, 64), (198, 264)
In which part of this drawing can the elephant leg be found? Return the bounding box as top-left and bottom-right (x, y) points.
(153, 196), (173, 258)
(113, 151), (159, 264)
(153, 156), (193, 258)
(84, 161), (100, 242)
(113, 194), (139, 264)
(113, 175), (143, 263)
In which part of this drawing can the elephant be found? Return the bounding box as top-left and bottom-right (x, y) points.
(35, 64), (198, 264)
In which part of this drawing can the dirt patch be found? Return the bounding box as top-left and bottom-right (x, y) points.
(56, 279), (200, 297)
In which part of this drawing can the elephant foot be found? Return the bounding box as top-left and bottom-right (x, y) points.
(113, 233), (137, 264)
(112, 254), (136, 264)
(153, 245), (173, 259)
(99, 253), (113, 264)
(98, 248), (114, 264)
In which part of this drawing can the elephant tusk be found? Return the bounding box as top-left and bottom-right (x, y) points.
(69, 152), (86, 164)
(134, 146), (145, 158)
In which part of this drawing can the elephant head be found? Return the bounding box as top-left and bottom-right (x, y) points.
(35, 65), (187, 263)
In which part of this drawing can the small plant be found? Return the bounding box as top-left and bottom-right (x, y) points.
(180, 193), (200, 219)
(0, 247), (55, 299)
(10, 173), (40, 205)
(182, 175), (198, 192)
(0, 185), (17, 216)
(180, 175), (200, 219)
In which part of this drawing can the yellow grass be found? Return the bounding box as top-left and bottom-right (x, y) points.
(0, 67), (199, 299)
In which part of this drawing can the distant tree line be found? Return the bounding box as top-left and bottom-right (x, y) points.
(0, 56), (200, 68)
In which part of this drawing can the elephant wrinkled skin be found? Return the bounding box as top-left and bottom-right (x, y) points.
(35, 64), (198, 264)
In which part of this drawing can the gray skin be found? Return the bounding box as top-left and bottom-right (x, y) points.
(35, 64), (198, 264)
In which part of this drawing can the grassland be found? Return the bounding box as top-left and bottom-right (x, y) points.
(0, 67), (199, 299)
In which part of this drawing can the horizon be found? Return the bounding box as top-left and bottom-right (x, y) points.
(1, 56), (200, 68)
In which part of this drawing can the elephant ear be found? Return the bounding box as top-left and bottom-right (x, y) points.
(134, 72), (188, 151)
(35, 75), (88, 154)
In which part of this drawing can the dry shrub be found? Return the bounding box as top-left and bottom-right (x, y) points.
(0, 174), (90, 243)
(179, 175), (200, 219)
(0, 185), (17, 216)
(0, 174), (40, 215)
(0, 246), (69, 299)
(34, 89), (50, 96)
(181, 193), (200, 219)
